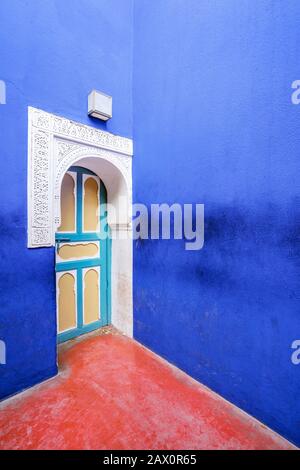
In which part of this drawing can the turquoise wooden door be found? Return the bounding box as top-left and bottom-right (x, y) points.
(55, 166), (110, 343)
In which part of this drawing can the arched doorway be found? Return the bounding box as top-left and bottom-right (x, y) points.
(28, 108), (133, 339)
(56, 166), (110, 343)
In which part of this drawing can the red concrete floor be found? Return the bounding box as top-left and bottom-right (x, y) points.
(0, 329), (296, 450)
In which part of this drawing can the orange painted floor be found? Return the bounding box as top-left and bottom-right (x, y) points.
(0, 330), (295, 450)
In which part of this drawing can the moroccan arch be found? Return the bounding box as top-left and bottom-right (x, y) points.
(28, 107), (133, 337)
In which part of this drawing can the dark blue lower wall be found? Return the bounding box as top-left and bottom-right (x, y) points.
(0, 242), (57, 399)
(0, 110), (58, 399)
(134, 203), (300, 444)
(133, 0), (300, 446)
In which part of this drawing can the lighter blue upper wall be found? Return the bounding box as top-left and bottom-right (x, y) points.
(0, 0), (133, 399)
(0, 0), (133, 136)
(133, 0), (300, 446)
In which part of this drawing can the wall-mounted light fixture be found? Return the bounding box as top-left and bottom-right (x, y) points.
(88, 90), (112, 121)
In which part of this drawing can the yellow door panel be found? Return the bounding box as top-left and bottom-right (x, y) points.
(58, 173), (76, 232)
(58, 242), (99, 261)
(83, 177), (99, 232)
(84, 269), (100, 325)
(58, 273), (76, 332)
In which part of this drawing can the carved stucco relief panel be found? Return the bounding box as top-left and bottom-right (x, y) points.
(28, 107), (133, 248)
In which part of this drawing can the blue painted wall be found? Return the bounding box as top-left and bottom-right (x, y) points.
(0, 0), (133, 399)
(133, 1), (300, 445)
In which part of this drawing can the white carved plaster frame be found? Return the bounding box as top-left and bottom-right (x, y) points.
(28, 107), (133, 336)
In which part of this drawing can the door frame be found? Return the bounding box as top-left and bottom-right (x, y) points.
(27, 107), (133, 338)
(55, 166), (111, 343)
